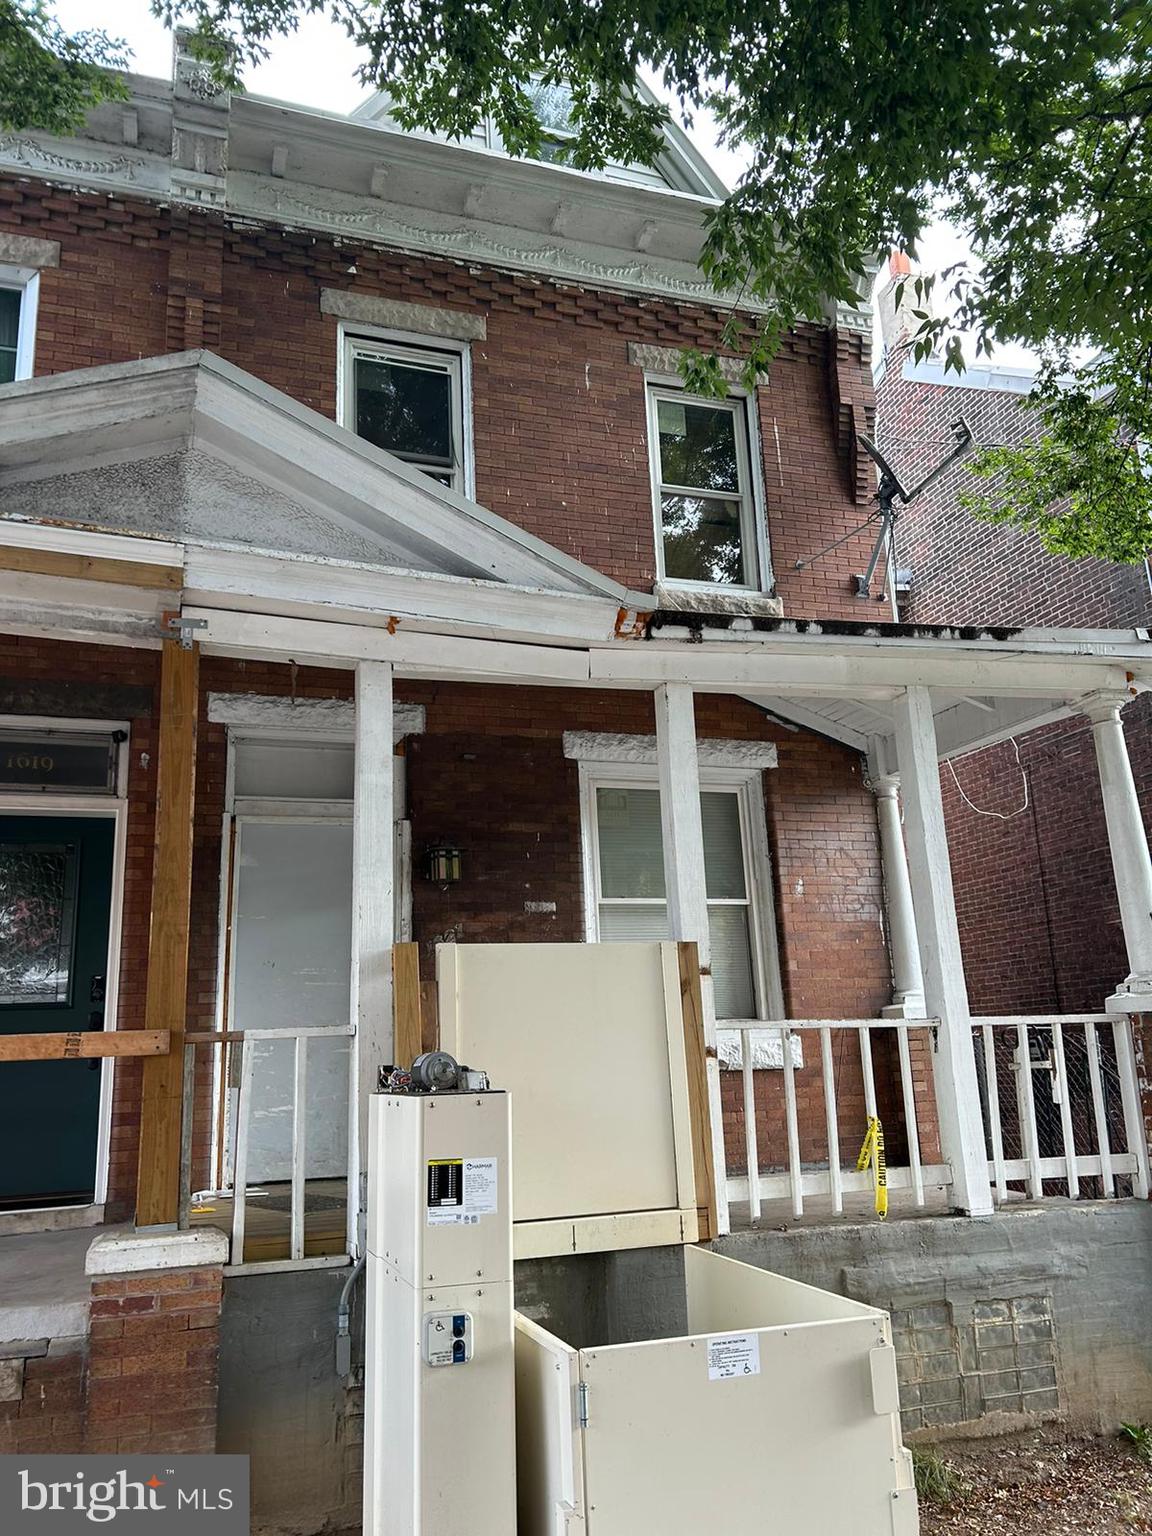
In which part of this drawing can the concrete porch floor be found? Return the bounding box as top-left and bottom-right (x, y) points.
(0, 1224), (114, 1342)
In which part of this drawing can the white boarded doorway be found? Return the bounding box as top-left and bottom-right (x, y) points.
(220, 733), (410, 1188)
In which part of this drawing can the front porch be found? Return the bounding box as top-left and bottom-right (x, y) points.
(0, 353), (1150, 1260)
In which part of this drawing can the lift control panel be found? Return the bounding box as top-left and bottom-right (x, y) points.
(423, 1310), (474, 1367)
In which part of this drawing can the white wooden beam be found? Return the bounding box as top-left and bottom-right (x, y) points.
(893, 685), (993, 1216)
(654, 683), (730, 1233)
(591, 644), (1137, 699)
(349, 660), (394, 1255)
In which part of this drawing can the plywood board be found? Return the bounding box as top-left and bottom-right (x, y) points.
(0, 1029), (169, 1060)
(438, 943), (691, 1230)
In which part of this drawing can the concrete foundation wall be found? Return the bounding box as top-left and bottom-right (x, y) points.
(218, 1268), (363, 1536)
(715, 1201), (1152, 1437)
(218, 1206), (1152, 1534)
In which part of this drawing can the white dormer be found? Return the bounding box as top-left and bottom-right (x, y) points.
(350, 75), (728, 199)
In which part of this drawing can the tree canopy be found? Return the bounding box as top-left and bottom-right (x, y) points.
(9, 1), (1152, 563)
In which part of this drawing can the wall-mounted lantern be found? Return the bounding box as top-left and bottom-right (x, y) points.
(425, 845), (462, 884)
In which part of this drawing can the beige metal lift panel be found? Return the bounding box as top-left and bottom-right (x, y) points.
(438, 942), (698, 1255)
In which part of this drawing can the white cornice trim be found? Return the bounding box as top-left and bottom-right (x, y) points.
(207, 691), (425, 741)
(320, 288), (486, 341)
(231, 172), (742, 312)
(563, 731), (778, 769)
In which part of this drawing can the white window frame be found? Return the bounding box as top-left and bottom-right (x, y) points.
(577, 758), (785, 1024)
(0, 266), (40, 383)
(336, 321), (474, 497)
(645, 378), (769, 593)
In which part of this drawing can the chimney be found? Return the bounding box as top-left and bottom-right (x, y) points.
(875, 249), (915, 356)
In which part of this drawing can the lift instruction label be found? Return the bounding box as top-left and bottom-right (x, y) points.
(707, 1332), (761, 1381)
(427, 1156), (499, 1224)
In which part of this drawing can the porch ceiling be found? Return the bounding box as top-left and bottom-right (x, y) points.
(743, 690), (1078, 762)
(0, 351), (639, 604)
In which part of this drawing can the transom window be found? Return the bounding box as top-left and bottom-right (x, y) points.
(647, 387), (760, 589)
(582, 767), (781, 1022)
(343, 333), (470, 492)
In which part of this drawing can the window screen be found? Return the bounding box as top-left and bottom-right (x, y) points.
(593, 786), (758, 1019)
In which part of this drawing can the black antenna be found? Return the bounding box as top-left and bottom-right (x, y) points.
(794, 418), (974, 599)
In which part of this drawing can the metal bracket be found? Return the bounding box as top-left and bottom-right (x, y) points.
(163, 613), (208, 650)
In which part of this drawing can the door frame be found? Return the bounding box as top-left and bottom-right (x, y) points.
(0, 715), (130, 1216)
(209, 723), (412, 1193)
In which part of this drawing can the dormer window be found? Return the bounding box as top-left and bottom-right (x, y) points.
(342, 331), (471, 494)
(524, 80), (578, 163)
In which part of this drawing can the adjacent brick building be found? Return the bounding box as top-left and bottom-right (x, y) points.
(874, 256), (1152, 1016)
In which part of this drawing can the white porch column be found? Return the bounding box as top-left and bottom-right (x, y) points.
(1080, 691), (1152, 1012)
(654, 682), (730, 1234)
(873, 775), (927, 1019)
(350, 660), (394, 1251)
(893, 686), (993, 1215)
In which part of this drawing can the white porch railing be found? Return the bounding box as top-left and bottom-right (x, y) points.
(180, 1022), (356, 1267)
(972, 1015), (1151, 1204)
(723, 1019), (951, 1221)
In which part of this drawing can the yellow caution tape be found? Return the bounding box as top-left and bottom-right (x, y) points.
(856, 1115), (888, 1220)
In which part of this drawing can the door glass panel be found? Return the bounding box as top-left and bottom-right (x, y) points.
(0, 842), (78, 1006)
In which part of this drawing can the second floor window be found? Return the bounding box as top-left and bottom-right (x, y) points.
(647, 387), (760, 589)
(0, 271), (38, 386)
(344, 334), (469, 492)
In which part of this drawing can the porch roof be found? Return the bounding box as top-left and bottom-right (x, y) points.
(0, 350), (640, 605)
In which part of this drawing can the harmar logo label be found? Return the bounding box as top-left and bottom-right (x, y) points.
(1, 1455), (249, 1532)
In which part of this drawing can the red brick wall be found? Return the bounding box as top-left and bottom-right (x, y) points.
(0, 1341), (86, 1454)
(941, 696), (1152, 1015)
(0, 176), (880, 616)
(86, 1265), (222, 1454)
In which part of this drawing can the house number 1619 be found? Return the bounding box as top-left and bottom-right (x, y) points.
(7, 754), (54, 771)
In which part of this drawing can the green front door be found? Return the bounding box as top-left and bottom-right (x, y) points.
(0, 815), (115, 1206)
